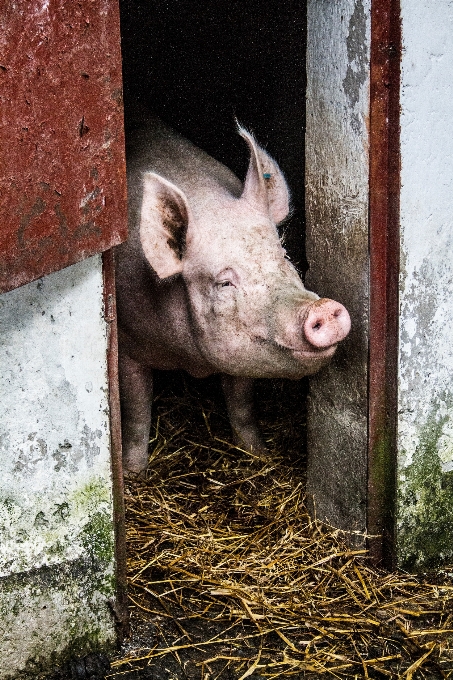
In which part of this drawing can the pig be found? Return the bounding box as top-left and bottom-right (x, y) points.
(115, 116), (350, 474)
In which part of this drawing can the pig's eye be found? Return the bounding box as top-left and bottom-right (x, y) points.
(216, 279), (235, 290)
(215, 268), (238, 289)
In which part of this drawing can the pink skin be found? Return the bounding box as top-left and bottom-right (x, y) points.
(303, 299), (351, 350)
(116, 115), (351, 473)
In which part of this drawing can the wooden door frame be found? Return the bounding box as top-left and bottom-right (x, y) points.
(368, 0), (401, 567)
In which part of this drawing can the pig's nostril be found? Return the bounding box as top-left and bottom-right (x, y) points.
(303, 299), (351, 349)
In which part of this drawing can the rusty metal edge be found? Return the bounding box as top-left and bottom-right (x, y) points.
(102, 248), (130, 641)
(367, 0), (401, 568)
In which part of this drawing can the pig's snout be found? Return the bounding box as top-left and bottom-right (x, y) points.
(303, 299), (351, 349)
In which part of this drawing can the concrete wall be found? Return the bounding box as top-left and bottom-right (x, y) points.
(0, 255), (116, 678)
(305, 0), (370, 537)
(397, 1), (453, 570)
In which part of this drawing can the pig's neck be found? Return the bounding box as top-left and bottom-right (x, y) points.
(118, 268), (215, 379)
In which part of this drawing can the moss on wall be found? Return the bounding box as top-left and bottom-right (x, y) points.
(398, 411), (453, 570)
(0, 555), (116, 680)
(0, 475), (116, 678)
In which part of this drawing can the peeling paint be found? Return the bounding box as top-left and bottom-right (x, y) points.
(342, 0), (369, 133)
(397, 1), (453, 567)
(0, 255), (116, 677)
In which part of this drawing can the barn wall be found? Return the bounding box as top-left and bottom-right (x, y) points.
(305, 0), (371, 537)
(0, 255), (116, 677)
(397, 1), (453, 570)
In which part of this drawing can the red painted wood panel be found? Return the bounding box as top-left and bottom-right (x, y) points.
(0, 0), (127, 293)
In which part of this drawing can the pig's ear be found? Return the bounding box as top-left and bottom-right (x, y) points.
(139, 172), (191, 279)
(238, 125), (290, 224)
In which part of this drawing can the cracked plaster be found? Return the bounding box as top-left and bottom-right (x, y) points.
(0, 255), (116, 676)
(397, 0), (453, 568)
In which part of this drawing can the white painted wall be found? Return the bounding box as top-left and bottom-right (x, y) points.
(0, 255), (116, 677)
(397, 1), (453, 569)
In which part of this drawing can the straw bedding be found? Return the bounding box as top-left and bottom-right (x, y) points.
(109, 375), (453, 679)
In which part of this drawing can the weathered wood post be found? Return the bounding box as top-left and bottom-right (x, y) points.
(0, 1), (127, 676)
(305, 0), (371, 543)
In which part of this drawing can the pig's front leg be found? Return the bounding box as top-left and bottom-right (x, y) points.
(119, 353), (153, 475)
(221, 375), (267, 453)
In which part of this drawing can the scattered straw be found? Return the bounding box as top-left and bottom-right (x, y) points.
(109, 377), (453, 678)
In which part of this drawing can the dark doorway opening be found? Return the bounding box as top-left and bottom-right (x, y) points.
(116, 3), (313, 673)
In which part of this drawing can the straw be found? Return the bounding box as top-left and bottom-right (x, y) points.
(109, 377), (453, 678)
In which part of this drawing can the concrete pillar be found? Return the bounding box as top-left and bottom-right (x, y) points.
(0, 256), (117, 677)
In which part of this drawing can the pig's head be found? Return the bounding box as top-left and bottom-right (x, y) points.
(139, 127), (350, 378)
